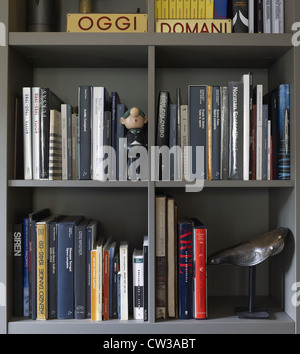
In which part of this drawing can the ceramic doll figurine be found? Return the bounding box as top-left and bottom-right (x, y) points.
(120, 107), (148, 180)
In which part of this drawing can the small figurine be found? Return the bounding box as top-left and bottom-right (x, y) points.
(120, 107), (148, 180)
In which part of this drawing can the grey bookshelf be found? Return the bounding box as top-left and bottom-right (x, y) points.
(1, 0), (299, 334)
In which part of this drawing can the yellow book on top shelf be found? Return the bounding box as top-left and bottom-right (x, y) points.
(198, 0), (206, 18)
(155, 0), (162, 19)
(162, 0), (169, 18)
(206, 0), (214, 19)
(177, 0), (184, 18)
(191, 0), (198, 19)
(184, 0), (191, 18)
(169, 0), (177, 19)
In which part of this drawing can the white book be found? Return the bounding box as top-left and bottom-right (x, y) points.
(263, 0), (271, 33)
(248, 0), (254, 33)
(132, 248), (144, 320)
(61, 104), (68, 180)
(180, 104), (189, 181)
(119, 241), (128, 320)
(242, 74), (250, 180)
(92, 87), (106, 181)
(272, 0), (284, 33)
(23, 87), (32, 180)
(256, 85), (263, 180)
(32, 87), (41, 180)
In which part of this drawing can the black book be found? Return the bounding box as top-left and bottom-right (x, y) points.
(143, 235), (148, 321)
(156, 91), (170, 180)
(232, 0), (249, 33)
(254, 0), (263, 33)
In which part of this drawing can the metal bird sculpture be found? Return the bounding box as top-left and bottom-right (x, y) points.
(208, 227), (288, 267)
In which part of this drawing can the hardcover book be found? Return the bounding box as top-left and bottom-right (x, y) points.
(133, 248), (144, 320)
(57, 215), (83, 319)
(49, 109), (62, 180)
(23, 87), (32, 180)
(178, 219), (193, 319)
(232, 0), (249, 33)
(13, 222), (23, 317)
(119, 241), (129, 320)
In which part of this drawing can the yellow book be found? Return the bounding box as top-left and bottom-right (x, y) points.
(91, 250), (98, 321)
(162, 0), (169, 18)
(191, 0), (198, 18)
(206, 0), (214, 19)
(176, 0), (184, 18)
(198, 0), (206, 18)
(184, 0), (191, 18)
(155, 0), (162, 19)
(169, 0), (177, 19)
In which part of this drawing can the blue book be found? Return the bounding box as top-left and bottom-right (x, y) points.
(189, 85), (207, 180)
(178, 219), (193, 319)
(78, 86), (92, 180)
(262, 105), (268, 180)
(212, 86), (221, 180)
(278, 84), (290, 180)
(214, 0), (228, 19)
(57, 215), (83, 319)
(74, 218), (89, 319)
(23, 218), (30, 317)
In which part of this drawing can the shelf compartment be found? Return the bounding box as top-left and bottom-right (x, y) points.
(8, 297), (294, 334)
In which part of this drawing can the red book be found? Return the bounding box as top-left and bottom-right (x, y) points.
(190, 218), (207, 319)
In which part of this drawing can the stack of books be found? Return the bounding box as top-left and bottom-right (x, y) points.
(13, 209), (149, 321)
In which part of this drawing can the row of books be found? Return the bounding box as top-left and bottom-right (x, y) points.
(155, 0), (226, 20)
(156, 78), (290, 182)
(155, 0), (285, 34)
(13, 209), (148, 321)
(155, 195), (207, 320)
(22, 86), (130, 181)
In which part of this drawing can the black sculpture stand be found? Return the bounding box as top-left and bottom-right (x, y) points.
(235, 266), (270, 319)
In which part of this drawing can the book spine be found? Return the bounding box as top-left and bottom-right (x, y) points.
(155, 0), (162, 19)
(193, 226), (207, 319)
(48, 220), (58, 319)
(228, 81), (243, 180)
(36, 223), (48, 320)
(91, 250), (98, 320)
(97, 245), (103, 321)
(243, 74), (250, 181)
(13, 222), (23, 317)
(61, 104), (68, 180)
(155, 196), (167, 319)
(67, 105), (72, 180)
(272, 0), (284, 33)
(112, 253), (119, 318)
(255, 0), (263, 33)
(191, 0), (197, 18)
(263, 0), (271, 33)
(103, 248), (110, 320)
(220, 86), (229, 180)
(248, 0), (254, 33)
(188, 85), (207, 180)
(111, 92), (120, 179)
(49, 110), (62, 180)
(23, 87), (32, 180)
(214, 0), (228, 19)
(116, 103), (126, 181)
(79, 86), (92, 180)
(198, 0), (205, 18)
(212, 86), (221, 180)
(162, 0), (169, 18)
(74, 223), (87, 319)
(169, 103), (178, 181)
(206, 0), (214, 18)
(262, 105), (268, 180)
(57, 223), (75, 319)
(40, 88), (50, 179)
(119, 243), (128, 320)
(177, 0), (184, 18)
(184, 0), (191, 18)
(178, 221), (193, 319)
(143, 237), (149, 321)
(169, 0), (177, 18)
(232, 0), (249, 33)
(256, 85), (263, 180)
(23, 218), (30, 316)
(180, 105), (189, 181)
(32, 87), (40, 180)
(207, 86), (212, 180)
(278, 84), (290, 180)
(133, 252), (144, 320)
